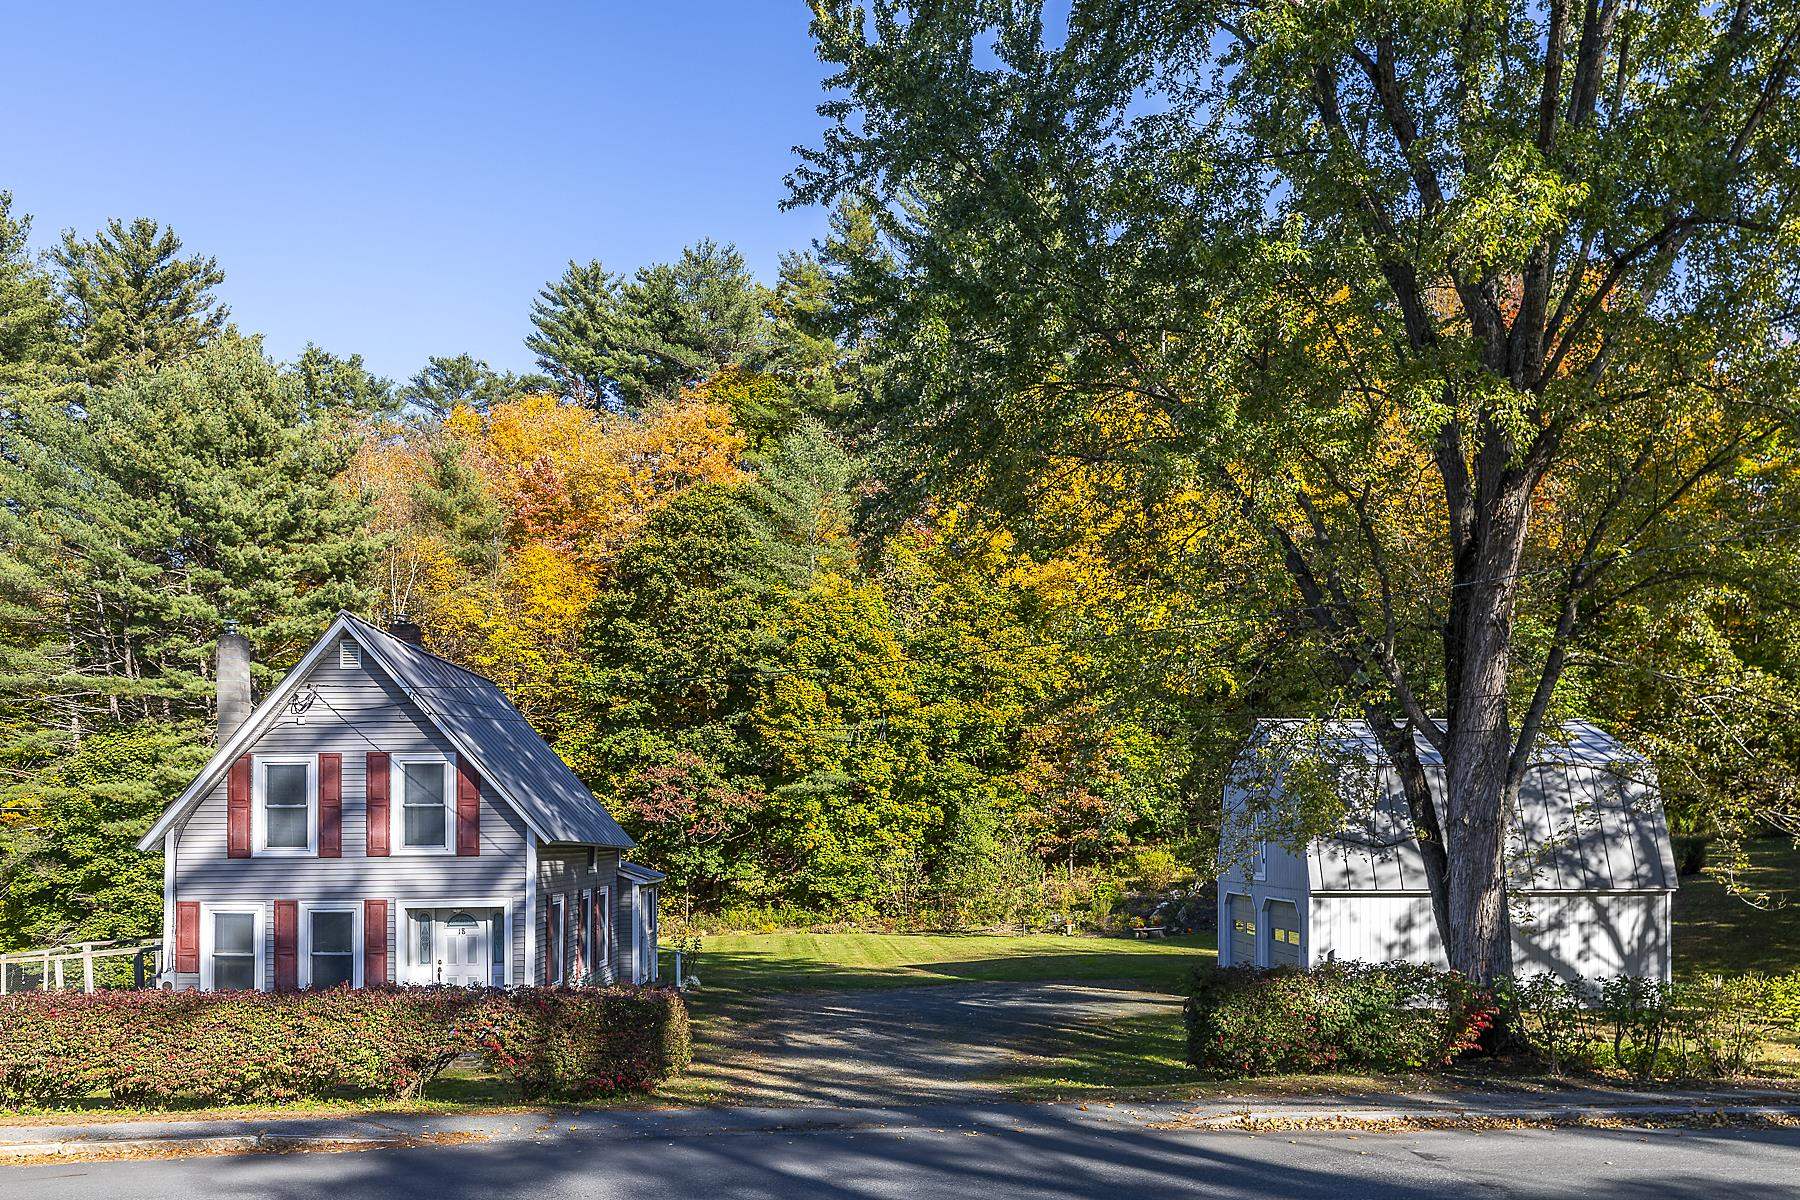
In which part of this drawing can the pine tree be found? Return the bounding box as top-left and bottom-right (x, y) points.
(527, 241), (770, 411)
(398, 353), (544, 419)
(53, 217), (228, 382)
(0, 336), (378, 947)
(290, 344), (394, 418)
(526, 259), (625, 407)
(0, 192), (66, 402)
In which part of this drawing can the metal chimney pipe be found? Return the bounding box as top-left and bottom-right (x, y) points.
(216, 621), (252, 743)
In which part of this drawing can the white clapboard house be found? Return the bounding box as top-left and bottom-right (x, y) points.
(138, 613), (664, 992)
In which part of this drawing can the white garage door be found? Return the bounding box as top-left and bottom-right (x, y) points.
(1267, 900), (1301, 967)
(1227, 894), (1255, 967)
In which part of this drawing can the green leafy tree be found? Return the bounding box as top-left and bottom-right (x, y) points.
(563, 482), (795, 902)
(0, 726), (204, 949)
(53, 217), (227, 382)
(796, 1), (1800, 981)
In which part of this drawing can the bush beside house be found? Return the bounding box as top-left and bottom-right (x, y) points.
(0, 986), (689, 1108)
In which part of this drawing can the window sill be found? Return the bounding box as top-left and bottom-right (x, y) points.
(254, 848), (317, 857)
(389, 846), (458, 856)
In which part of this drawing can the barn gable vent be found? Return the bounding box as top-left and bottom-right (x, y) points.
(339, 639), (362, 670)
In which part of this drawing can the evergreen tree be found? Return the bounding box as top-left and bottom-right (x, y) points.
(398, 353), (544, 419)
(527, 240), (770, 411)
(526, 259), (625, 407)
(290, 343), (395, 418)
(0, 336), (378, 948)
(0, 192), (66, 402)
(53, 217), (227, 382)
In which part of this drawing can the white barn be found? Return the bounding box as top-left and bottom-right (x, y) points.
(1217, 721), (1677, 983)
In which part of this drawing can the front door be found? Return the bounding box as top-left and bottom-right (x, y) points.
(437, 911), (487, 986)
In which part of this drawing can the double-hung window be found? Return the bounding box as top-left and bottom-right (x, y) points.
(594, 887), (611, 968)
(201, 905), (263, 991)
(546, 895), (565, 985)
(392, 755), (454, 853)
(301, 905), (361, 989)
(255, 756), (316, 854)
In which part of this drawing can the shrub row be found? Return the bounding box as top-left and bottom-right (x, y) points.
(1187, 962), (1800, 1081)
(0, 985), (690, 1108)
(1503, 970), (1800, 1081)
(1185, 961), (1495, 1076)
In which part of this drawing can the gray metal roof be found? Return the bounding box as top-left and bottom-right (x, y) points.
(347, 614), (633, 849)
(1246, 721), (1675, 894)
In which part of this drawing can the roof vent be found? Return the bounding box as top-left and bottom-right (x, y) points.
(339, 639), (362, 669)
(387, 615), (425, 646)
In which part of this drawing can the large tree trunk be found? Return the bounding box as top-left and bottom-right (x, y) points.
(1438, 475), (1534, 984)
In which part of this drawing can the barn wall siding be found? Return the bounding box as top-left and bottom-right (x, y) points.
(1307, 891), (1673, 982)
(172, 637), (530, 987)
(1510, 892), (1672, 983)
(1309, 895), (1446, 969)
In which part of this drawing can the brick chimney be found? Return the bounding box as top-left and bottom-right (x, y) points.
(387, 614), (425, 646)
(216, 621), (252, 743)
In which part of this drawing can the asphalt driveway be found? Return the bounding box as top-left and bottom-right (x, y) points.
(686, 980), (1180, 1106)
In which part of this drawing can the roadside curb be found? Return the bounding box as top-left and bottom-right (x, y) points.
(0, 1129), (485, 1163)
(1164, 1101), (1800, 1132)
(5, 1094), (1800, 1164)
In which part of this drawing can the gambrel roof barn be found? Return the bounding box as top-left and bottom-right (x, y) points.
(1217, 721), (1677, 983)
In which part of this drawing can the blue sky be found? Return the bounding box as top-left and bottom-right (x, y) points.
(6, 3), (837, 381)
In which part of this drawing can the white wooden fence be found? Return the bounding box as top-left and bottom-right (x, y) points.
(0, 939), (163, 994)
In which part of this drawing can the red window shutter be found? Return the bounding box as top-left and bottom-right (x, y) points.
(175, 901), (200, 974)
(455, 759), (481, 856)
(364, 899), (388, 985)
(365, 752), (390, 856)
(273, 899), (298, 991)
(318, 753), (342, 858)
(226, 755), (252, 858)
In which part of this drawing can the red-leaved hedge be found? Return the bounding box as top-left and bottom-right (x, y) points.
(0, 985), (690, 1107)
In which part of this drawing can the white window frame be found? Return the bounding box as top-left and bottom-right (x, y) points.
(389, 753), (457, 855)
(396, 898), (513, 986)
(199, 903), (266, 991)
(253, 755), (317, 856)
(298, 902), (363, 990)
(1253, 841), (1269, 881)
(573, 889), (592, 984)
(547, 894), (566, 985)
(594, 886), (612, 969)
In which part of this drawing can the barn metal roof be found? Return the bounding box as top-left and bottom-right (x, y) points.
(1245, 721), (1676, 895)
(345, 614), (633, 849)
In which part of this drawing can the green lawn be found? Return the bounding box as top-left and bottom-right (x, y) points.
(673, 930), (1216, 1007)
(1675, 838), (1800, 977)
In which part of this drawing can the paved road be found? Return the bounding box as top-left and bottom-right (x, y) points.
(4, 1107), (1797, 1199)
(688, 980), (1180, 1105)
